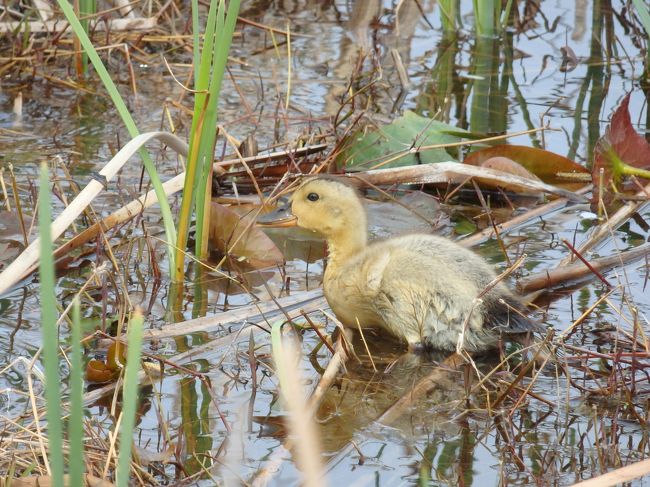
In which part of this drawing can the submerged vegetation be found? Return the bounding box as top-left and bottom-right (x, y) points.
(0, 0), (649, 485)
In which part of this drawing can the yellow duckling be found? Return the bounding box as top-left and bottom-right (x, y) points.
(283, 177), (545, 353)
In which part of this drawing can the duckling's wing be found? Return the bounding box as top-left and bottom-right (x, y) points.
(483, 295), (548, 335)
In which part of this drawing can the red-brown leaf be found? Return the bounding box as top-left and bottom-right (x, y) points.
(591, 93), (650, 208)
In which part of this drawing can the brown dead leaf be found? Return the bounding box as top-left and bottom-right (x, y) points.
(209, 202), (284, 269)
(86, 359), (119, 383)
(464, 144), (588, 189)
(479, 156), (542, 182)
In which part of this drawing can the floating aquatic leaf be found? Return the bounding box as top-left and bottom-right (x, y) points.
(464, 145), (588, 188)
(209, 202), (285, 269)
(85, 341), (127, 384)
(591, 93), (650, 209)
(337, 111), (469, 170)
(86, 359), (119, 384)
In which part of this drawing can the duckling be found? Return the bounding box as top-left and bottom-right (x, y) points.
(285, 177), (546, 353)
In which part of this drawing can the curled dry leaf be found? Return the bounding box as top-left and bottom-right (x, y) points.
(209, 202), (284, 269)
(85, 341), (127, 384)
(86, 359), (120, 383)
(591, 93), (650, 210)
(480, 156), (542, 181)
(464, 145), (588, 190)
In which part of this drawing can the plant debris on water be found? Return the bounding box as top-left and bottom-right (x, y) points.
(0, 1), (649, 486)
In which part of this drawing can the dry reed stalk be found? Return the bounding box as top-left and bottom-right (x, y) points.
(83, 291), (327, 405)
(0, 17), (157, 33)
(461, 186), (592, 247)
(560, 180), (650, 266)
(570, 458), (650, 487)
(5, 143), (327, 291)
(518, 243), (650, 293)
(273, 339), (325, 487)
(307, 328), (354, 411)
(349, 162), (586, 201)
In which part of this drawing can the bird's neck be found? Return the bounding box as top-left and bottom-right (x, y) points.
(325, 224), (367, 270)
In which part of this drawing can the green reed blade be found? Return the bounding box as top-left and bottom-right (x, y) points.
(69, 298), (84, 486)
(632, 0), (650, 37)
(38, 163), (64, 487)
(175, 0), (241, 279)
(174, 0), (223, 279)
(116, 310), (144, 487)
(79, 0), (95, 73)
(438, 0), (457, 32)
(193, 0), (240, 259)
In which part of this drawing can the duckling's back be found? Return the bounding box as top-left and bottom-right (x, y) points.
(326, 233), (543, 352)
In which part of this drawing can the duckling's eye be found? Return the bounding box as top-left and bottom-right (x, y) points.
(307, 192), (319, 202)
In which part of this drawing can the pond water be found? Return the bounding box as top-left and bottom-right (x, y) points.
(1, 0), (649, 485)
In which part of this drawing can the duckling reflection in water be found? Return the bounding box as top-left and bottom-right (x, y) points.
(277, 177), (546, 353)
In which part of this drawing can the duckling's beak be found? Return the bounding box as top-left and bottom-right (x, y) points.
(257, 199), (298, 227)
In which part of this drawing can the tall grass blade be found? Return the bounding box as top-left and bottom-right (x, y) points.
(472, 0), (498, 37)
(438, 0), (457, 32)
(193, 0), (240, 258)
(116, 310), (144, 487)
(174, 0), (223, 279)
(38, 162), (64, 487)
(500, 0), (513, 32)
(174, 0), (241, 279)
(55, 0), (177, 273)
(79, 0), (95, 73)
(69, 298), (85, 486)
(191, 0), (201, 83)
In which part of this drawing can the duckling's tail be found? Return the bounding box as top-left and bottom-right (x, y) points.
(485, 296), (548, 335)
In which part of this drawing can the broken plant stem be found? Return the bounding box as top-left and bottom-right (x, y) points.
(561, 238), (613, 288)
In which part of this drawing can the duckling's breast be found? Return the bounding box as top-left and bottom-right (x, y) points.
(323, 266), (383, 329)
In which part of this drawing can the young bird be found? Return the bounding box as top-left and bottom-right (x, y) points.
(285, 177), (545, 353)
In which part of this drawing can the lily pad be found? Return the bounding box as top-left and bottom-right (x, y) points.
(337, 111), (468, 170)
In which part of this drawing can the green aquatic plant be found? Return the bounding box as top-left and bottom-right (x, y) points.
(174, 0), (241, 281)
(116, 311), (144, 487)
(77, 0), (95, 75)
(471, 0), (513, 37)
(39, 163), (63, 487)
(438, 0), (459, 33)
(68, 300), (84, 486)
(39, 165), (145, 484)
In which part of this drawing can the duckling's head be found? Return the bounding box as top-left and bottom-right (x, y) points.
(290, 178), (367, 242)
